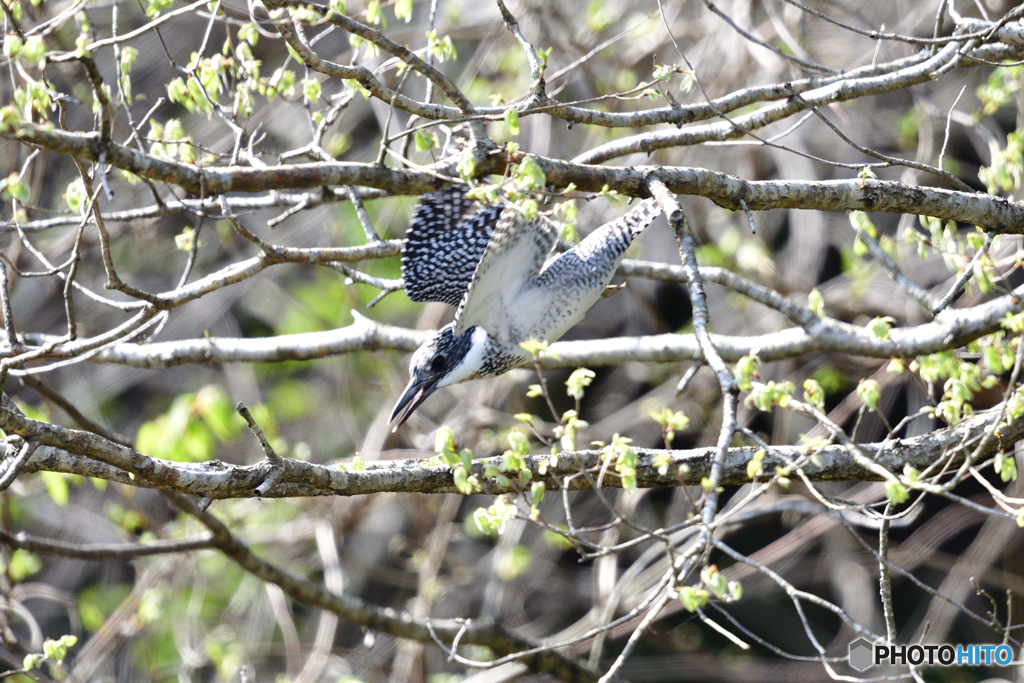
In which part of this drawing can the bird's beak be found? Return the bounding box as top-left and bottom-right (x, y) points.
(389, 376), (439, 431)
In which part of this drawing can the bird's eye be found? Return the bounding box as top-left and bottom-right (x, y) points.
(430, 355), (446, 373)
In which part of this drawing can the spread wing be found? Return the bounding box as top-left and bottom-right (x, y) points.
(453, 207), (559, 341)
(402, 186), (505, 307)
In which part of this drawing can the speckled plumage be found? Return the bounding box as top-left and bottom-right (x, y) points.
(402, 186), (504, 307)
(390, 187), (661, 428)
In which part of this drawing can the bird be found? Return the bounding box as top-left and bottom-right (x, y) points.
(389, 186), (661, 429)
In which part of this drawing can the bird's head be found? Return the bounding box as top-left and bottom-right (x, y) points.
(389, 324), (489, 430)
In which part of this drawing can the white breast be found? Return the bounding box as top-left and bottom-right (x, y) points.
(437, 326), (490, 388)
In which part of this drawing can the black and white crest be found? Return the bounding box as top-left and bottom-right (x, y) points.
(402, 186), (505, 307)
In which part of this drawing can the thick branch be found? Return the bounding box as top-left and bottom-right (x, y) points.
(8, 126), (1022, 233)
(575, 40), (967, 164)
(17, 277), (1019, 368)
(4, 405), (1022, 499)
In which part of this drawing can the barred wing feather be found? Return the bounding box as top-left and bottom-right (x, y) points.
(402, 186), (504, 307)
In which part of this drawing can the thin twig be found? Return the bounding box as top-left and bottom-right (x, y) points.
(236, 402), (284, 496)
(345, 185), (381, 243)
(18, 374), (133, 447)
(931, 232), (994, 314)
(0, 261), (18, 350)
(0, 529), (213, 560)
(0, 439), (35, 492)
(854, 228), (938, 313)
(878, 505), (897, 643)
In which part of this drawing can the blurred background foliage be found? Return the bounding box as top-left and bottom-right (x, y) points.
(2, 0), (1024, 681)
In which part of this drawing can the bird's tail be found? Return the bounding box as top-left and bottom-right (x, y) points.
(576, 198), (661, 260)
(593, 197), (663, 248)
(617, 198), (661, 239)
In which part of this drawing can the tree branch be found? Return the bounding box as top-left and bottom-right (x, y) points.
(14, 276), (1017, 369)
(9, 125), (1024, 234)
(0, 529), (214, 560)
(165, 492), (601, 682)
(5, 402), (1022, 499)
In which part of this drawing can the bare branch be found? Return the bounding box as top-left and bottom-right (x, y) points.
(10, 125), (1024, 235)
(165, 492), (601, 683)
(0, 529), (214, 560)
(6, 403), (1023, 499)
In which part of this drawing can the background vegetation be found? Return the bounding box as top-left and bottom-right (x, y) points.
(1, 0), (1024, 681)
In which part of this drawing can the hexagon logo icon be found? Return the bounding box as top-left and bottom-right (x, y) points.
(848, 638), (874, 671)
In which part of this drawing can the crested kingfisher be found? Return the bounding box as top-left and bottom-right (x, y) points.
(389, 186), (661, 429)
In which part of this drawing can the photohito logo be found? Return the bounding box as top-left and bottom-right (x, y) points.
(848, 638), (1015, 671)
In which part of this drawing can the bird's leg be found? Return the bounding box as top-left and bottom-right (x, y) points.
(602, 282), (627, 298)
